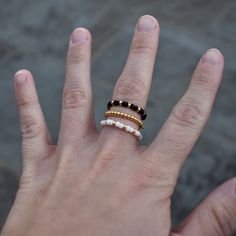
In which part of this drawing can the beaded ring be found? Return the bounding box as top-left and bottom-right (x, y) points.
(107, 100), (147, 120)
(101, 119), (143, 140)
(105, 111), (144, 129)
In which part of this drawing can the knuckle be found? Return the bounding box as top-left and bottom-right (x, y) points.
(135, 166), (158, 188)
(208, 201), (235, 235)
(193, 68), (218, 91)
(130, 37), (154, 56)
(63, 86), (91, 109)
(115, 75), (147, 100)
(67, 46), (89, 65)
(133, 158), (176, 191)
(21, 116), (42, 139)
(93, 151), (115, 175)
(17, 97), (35, 110)
(171, 101), (204, 128)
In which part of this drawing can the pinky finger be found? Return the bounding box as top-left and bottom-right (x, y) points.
(14, 70), (53, 163)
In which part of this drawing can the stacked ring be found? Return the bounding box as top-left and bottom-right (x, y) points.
(101, 100), (147, 141)
(101, 119), (142, 140)
(105, 111), (144, 129)
(107, 100), (147, 120)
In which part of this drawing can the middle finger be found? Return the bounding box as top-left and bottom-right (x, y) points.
(100, 15), (160, 146)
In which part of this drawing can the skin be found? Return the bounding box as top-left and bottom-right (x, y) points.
(1, 15), (236, 236)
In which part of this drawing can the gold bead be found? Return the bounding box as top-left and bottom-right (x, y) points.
(104, 110), (144, 129)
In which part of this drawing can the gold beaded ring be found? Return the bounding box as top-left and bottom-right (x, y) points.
(105, 111), (144, 129)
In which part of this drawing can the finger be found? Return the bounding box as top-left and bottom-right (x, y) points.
(58, 28), (96, 149)
(146, 49), (224, 182)
(100, 15), (159, 144)
(172, 178), (236, 236)
(14, 70), (53, 163)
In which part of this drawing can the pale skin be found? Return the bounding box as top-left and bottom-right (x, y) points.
(1, 15), (236, 236)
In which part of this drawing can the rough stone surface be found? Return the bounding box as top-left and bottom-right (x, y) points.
(0, 0), (235, 232)
(0, 167), (18, 228)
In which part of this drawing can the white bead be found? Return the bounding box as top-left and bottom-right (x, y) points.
(118, 123), (123, 129)
(128, 127), (133, 133)
(134, 130), (139, 136)
(100, 119), (142, 141)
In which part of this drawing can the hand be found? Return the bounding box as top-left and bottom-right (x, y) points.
(1, 15), (235, 236)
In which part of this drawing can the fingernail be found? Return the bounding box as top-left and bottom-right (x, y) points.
(15, 72), (27, 86)
(71, 28), (89, 44)
(202, 49), (222, 65)
(137, 16), (157, 32)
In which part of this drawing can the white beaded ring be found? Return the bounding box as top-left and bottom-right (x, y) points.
(100, 119), (143, 141)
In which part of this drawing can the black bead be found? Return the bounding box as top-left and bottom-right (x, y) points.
(121, 101), (128, 107)
(141, 113), (147, 120)
(113, 100), (120, 106)
(138, 108), (145, 115)
(107, 101), (112, 110)
(130, 104), (138, 111)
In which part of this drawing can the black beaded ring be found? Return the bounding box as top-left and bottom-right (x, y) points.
(107, 100), (147, 120)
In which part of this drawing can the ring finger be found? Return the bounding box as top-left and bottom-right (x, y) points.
(100, 15), (160, 146)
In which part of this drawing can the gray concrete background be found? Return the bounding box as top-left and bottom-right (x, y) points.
(0, 0), (235, 230)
